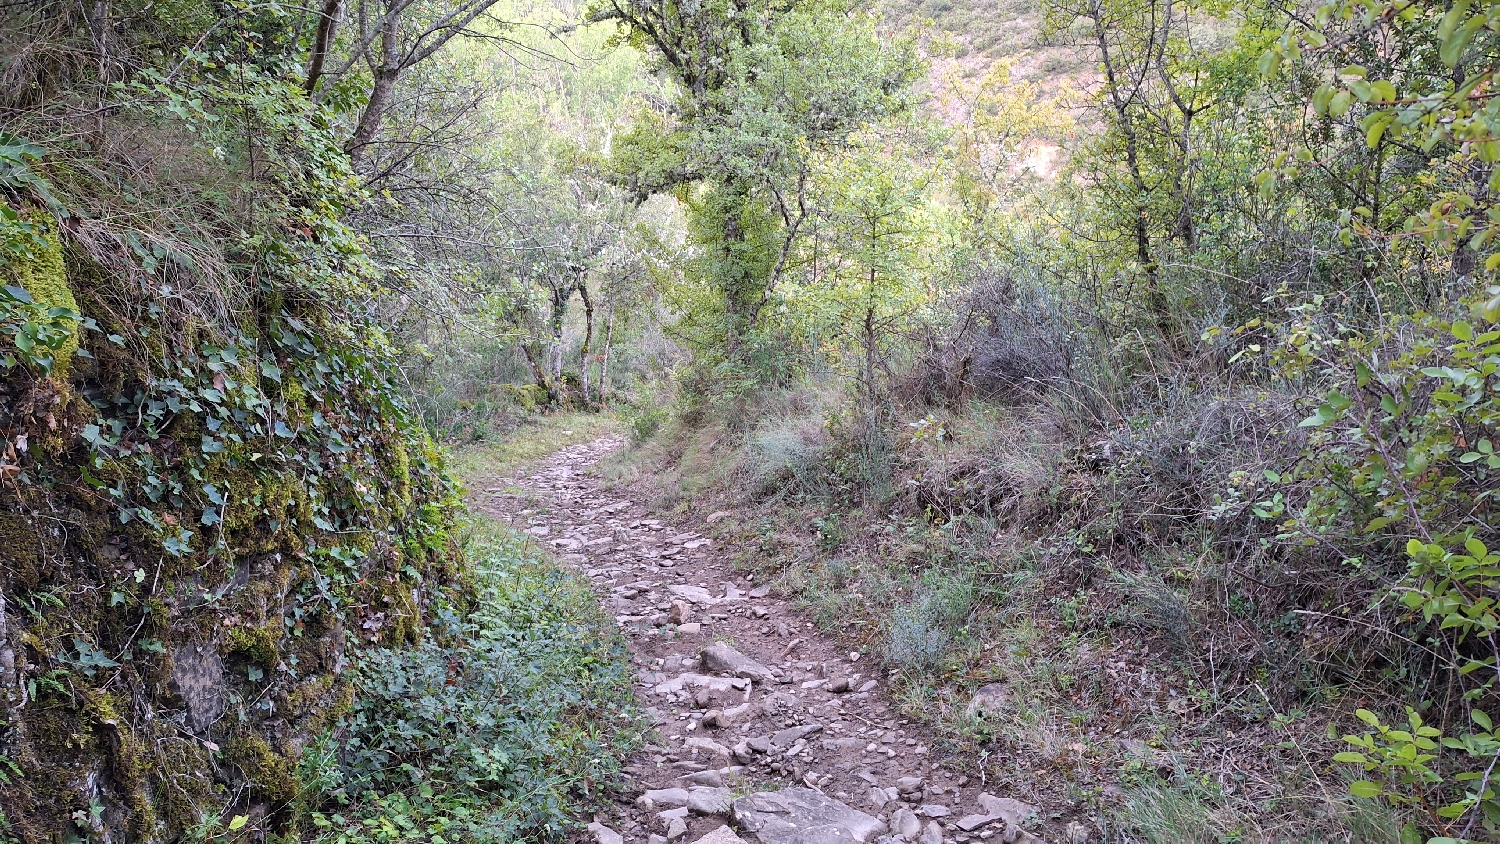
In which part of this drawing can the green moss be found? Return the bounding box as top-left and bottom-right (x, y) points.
(384, 435), (413, 511)
(156, 739), (217, 833)
(65, 253), (138, 394)
(83, 690), (156, 835)
(6, 210), (79, 376)
(226, 624), (280, 666)
(225, 735), (298, 806)
(0, 512), (43, 591)
(282, 375), (310, 423)
(211, 455), (312, 559)
(505, 382), (549, 410)
(378, 579), (421, 645)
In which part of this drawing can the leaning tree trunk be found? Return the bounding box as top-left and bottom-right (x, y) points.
(345, 5), (403, 169)
(304, 0), (343, 93)
(520, 342), (556, 405)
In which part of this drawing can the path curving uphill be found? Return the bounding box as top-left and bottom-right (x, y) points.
(473, 436), (1083, 844)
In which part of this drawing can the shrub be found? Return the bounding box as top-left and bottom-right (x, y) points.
(622, 400), (668, 445)
(313, 526), (644, 842)
(744, 416), (830, 498)
(1260, 288), (1500, 838)
(884, 568), (976, 670)
(885, 599), (951, 670)
(1109, 569), (1191, 643)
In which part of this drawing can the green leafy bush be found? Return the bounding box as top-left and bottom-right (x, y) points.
(621, 399), (668, 444)
(312, 527), (644, 843)
(1262, 287), (1500, 839)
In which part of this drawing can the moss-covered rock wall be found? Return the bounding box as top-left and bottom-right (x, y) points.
(0, 211), (460, 842)
(5, 211), (79, 375)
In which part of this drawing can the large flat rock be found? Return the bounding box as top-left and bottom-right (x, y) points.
(701, 641), (778, 685)
(732, 787), (886, 843)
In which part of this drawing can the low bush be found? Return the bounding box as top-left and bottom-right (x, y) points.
(884, 568), (977, 669)
(308, 524), (644, 843)
(621, 398), (669, 445)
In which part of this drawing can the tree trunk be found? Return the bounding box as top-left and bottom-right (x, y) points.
(578, 279), (595, 407)
(549, 283), (569, 389)
(345, 4), (403, 169)
(717, 182), (761, 356)
(520, 342), (555, 405)
(599, 303), (615, 407)
(1090, 1), (1172, 343)
(862, 284), (877, 405)
(305, 0), (343, 94)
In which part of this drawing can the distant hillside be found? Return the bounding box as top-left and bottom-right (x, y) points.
(883, 0), (1094, 87)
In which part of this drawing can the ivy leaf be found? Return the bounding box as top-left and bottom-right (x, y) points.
(1299, 404), (1338, 427)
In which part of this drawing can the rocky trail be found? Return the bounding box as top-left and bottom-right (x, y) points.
(473, 437), (1089, 844)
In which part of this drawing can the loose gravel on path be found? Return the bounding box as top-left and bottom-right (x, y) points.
(473, 437), (1087, 844)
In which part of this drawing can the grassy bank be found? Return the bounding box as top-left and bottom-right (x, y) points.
(446, 412), (621, 483)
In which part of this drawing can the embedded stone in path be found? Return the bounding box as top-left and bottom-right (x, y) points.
(653, 673), (750, 695)
(669, 585), (719, 604)
(976, 794), (1037, 827)
(964, 683), (1009, 719)
(687, 786), (735, 815)
(700, 641), (778, 685)
(692, 826), (747, 844)
(640, 788), (692, 808)
(732, 787), (886, 843)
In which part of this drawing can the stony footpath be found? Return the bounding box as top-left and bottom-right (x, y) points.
(473, 437), (1091, 844)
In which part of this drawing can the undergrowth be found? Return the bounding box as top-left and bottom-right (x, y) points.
(306, 521), (645, 843)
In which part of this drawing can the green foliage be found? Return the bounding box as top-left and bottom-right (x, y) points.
(311, 526), (644, 843)
(0, 4), (466, 838)
(1258, 292), (1500, 836)
(602, 0), (923, 385)
(1266, 0), (1500, 269)
(0, 284), (80, 375)
(621, 398), (667, 444)
(1335, 707), (1500, 842)
(0, 137), (63, 258)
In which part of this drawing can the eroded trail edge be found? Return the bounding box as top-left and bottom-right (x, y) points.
(475, 437), (1083, 844)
